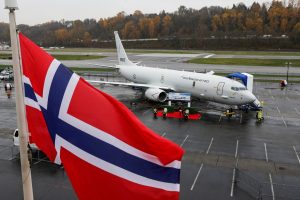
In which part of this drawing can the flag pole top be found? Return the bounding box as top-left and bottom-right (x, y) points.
(4, 0), (18, 10)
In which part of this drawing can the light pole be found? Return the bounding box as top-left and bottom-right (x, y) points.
(4, 0), (34, 199)
(285, 62), (291, 86)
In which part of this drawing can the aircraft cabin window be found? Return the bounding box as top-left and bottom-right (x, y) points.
(193, 81), (196, 87)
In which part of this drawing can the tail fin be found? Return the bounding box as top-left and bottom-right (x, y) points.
(114, 31), (135, 66)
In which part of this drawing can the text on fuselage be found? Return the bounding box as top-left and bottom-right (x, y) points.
(181, 76), (210, 83)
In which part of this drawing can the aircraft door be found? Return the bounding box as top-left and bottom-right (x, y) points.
(217, 82), (225, 96)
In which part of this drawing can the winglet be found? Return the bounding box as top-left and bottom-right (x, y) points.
(114, 31), (135, 66)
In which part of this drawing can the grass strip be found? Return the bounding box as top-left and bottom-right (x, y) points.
(52, 55), (106, 60)
(188, 58), (300, 67)
(50, 48), (202, 54)
(209, 51), (300, 56)
(215, 73), (300, 78)
(70, 67), (116, 72)
(0, 54), (12, 60)
(0, 65), (12, 70)
(0, 53), (106, 61)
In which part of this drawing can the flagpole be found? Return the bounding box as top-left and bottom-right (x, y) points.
(5, 1), (34, 199)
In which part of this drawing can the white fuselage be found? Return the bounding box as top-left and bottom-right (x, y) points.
(119, 65), (256, 105)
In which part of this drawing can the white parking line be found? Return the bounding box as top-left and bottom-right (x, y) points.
(206, 137), (214, 154)
(269, 173), (275, 200)
(230, 168), (236, 197)
(295, 108), (300, 115)
(276, 107), (281, 115)
(293, 146), (300, 166)
(190, 138), (214, 191)
(286, 97), (291, 101)
(230, 157), (239, 197)
(281, 116), (287, 128)
(161, 132), (166, 137)
(142, 108), (152, 115)
(264, 143), (269, 162)
(180, 135), (189, 147)
(204, 54), (214, 59)
(235, 140), (239, 158)
(190, 163), (203, 191)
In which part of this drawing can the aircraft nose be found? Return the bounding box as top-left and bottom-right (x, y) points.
(244, 91), (256, 103)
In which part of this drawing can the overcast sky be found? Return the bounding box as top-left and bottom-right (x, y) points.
(0, 0), (269, 25)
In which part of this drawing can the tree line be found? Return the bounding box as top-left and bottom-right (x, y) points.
(0, 1), (300, 49)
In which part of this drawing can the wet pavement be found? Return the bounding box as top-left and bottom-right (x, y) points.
(2, 51), (300, 75)
(0, 81), (300, 200)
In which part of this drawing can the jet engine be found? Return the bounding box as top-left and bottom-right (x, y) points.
(145, 88), (167, 102)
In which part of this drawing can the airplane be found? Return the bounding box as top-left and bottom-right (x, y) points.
(89, 31), (261, 109)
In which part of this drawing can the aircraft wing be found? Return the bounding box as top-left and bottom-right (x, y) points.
(88, 80), (175, 91)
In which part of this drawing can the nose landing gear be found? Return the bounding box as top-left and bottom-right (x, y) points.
(224, 108), (234, 119)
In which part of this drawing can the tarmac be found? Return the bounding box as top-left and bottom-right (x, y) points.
(1, 50), (300, 75)
(1, 50), (300, 199)
(0, 78), (300, 199)
(64, 52), (300, 76)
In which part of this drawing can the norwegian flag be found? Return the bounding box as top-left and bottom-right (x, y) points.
(19, 33), (184, 200)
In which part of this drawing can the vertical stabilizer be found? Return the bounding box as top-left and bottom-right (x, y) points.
(114, 31), (135, 66)
(241, 73), (253, 93)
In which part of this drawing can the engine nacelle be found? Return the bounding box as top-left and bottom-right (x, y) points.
(145, 88), (167, 102)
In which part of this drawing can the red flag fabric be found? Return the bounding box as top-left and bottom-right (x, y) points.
(19, 33), (184, 200)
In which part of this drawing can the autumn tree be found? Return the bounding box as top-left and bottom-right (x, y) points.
(211, 15), (222, 32)
(1, 3), (300, 47)
(122, 20), (140, 39)
(245, 3), (263, 35)
(161, 15), (172, 36)
(291, 22), (300, 41)
(54, 28), (70, 45)
(70, 20), (85, 42)
(268, 1), (285, 34)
